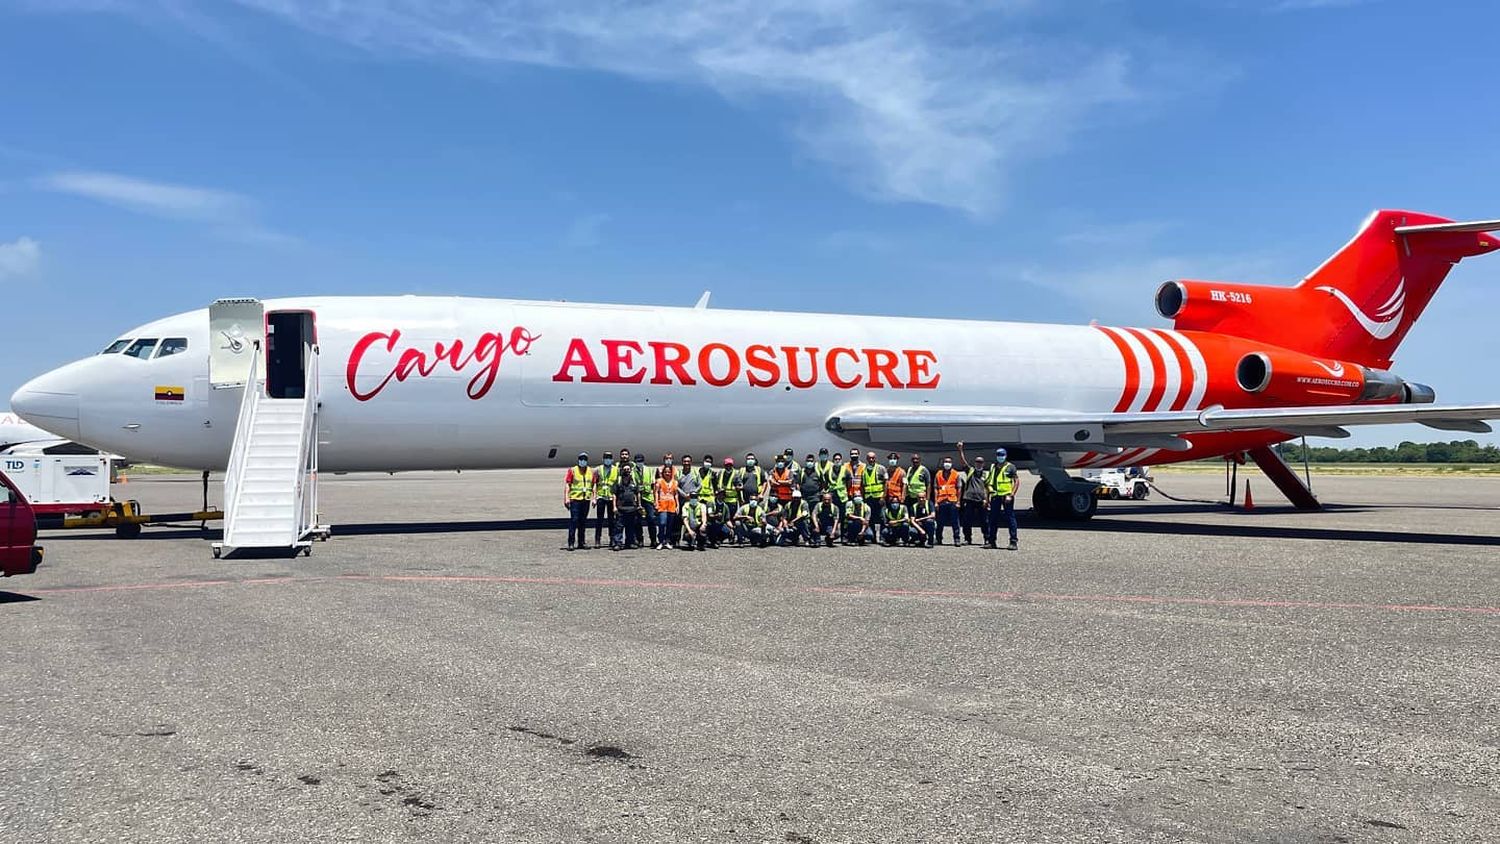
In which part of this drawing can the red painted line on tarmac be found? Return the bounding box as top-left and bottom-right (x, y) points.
(14, 576), (1498, 616)
(805, 586), (1500, 616)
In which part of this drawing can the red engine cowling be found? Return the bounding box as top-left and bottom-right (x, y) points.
(1233, 347), (1417, 406)
(1155, 280), (1303, 342)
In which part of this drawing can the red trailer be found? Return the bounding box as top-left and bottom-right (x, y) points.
(0, 470), (44, 576)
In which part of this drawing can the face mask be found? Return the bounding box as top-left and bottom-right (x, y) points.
(747, 459), (756, 467)
(853, 497), (862, 504)
(805, 461), (815, 469)
(603, 458), (613, 466)
(818, 456), (828, 464)
(942, 462), (952, 469)
(703, 462), (711, 469)
(775, 461), (785, 469)
(578, 460), (588, 467)
(888, 459), (898, 467)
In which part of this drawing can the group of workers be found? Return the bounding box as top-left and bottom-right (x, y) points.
(563, 443), (1020, 552)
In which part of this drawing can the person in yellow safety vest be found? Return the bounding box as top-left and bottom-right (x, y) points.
(986, 447), (1021, 551)
(820, 451), (851, 522)
(563, 451), (595, 551)
(904, 454), (931, 509)
(634, 452), (658, 548)
(720, 457), (741, 507)
(593, 451), (622, 550)
(696, 454), (720, 504)
(728, 452), (766, 507)
(679, 496), (709, 552)
(860, 450), (888, 534)
(843, 495), (872, 546)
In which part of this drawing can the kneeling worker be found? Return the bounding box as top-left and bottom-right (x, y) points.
(843, 494), (873, 546)
(735, 497), (769, 547)
(679, 495), (709, 552)
(881, 497), (912, 546)
(811, 491), (841, 547)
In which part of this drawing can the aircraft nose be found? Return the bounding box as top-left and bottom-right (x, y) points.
(10, 370), (81, 441)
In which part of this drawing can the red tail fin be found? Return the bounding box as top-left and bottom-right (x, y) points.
(1295, 210), (1499, 367)
(1160, 210), (1500, 368)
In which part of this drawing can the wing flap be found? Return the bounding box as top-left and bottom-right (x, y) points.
(829, 403), (1500, 446)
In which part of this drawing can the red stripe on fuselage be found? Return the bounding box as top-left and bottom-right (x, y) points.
(1124, 328), (1168, 413)
(1093, 326), (1139, 413)
(1151, 329), (1196, 412)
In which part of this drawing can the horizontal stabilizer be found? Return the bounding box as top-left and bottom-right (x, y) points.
(1394, 219), (1500, 234)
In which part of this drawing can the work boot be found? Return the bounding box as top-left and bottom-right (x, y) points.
(1008, 539), (1018, 551)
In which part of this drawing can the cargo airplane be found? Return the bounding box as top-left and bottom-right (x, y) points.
(11, 209), (1500, 519)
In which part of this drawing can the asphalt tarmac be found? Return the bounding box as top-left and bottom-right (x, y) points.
(2, 470), (1497, 843)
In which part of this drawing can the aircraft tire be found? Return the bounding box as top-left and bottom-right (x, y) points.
(1032, 480), (1056, 518)
(1059, 487), (1098, 520)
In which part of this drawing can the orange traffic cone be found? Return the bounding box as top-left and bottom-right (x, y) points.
(1242, 479), (1254, 511)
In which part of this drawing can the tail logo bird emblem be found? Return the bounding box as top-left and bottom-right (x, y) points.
(1314, 278), (1405, 341)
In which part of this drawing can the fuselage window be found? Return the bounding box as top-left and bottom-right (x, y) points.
(155, 338), (189, 359)
(101, 339), (131, 355)
(123, 338), (159, 359)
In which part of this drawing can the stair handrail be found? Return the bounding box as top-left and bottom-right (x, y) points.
(294, 345), (320, 542)
(221, 341), (263, 545)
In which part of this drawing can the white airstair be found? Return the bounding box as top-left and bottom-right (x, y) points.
(213, 342), (329, 558)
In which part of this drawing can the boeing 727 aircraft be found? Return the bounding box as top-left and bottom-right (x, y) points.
(11, 209), (1500, 523)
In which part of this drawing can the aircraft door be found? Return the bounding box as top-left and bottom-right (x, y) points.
(209, 298), (265, 386)
(265, 311), (316, 400)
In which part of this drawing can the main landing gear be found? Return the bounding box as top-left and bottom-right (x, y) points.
(1032, 477), (1098, 521)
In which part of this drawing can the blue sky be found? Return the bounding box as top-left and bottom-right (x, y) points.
(2, 0), (1497, 447)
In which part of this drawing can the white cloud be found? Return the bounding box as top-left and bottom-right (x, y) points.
(0, 237), (41, 280)
(195, 0), (1155, 216)
(38, 170), (295, 245)
(41, 171), (247, 221)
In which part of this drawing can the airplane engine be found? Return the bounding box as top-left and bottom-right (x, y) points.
(1234, 348), (1430, 405)
(1155, 280), (1301, 338)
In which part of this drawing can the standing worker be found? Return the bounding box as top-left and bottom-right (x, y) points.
(824, 452), (851, 522)
(635, 452), (658, 549)
(905, 454), (932, 513)
(563, 452), (595, 551)
(798, 453), (824, 504)
(885, 453), (907, 512)
(986, 448), (1021, 551)
(770, 454), (796, 509)
(594, 451), (621, 550)
(933, 455), (963, 547)
(860, 450), (888, 537)
(697, 454), (720, 508)
(956, 444), (988, 546)
(653, 464), (680, 550)
(613, 462), (643, 550)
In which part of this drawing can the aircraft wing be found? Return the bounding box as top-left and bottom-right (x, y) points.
(827, 403), (1500, 451)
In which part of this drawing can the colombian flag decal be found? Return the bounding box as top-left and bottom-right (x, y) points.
(154, 385), (186, 402)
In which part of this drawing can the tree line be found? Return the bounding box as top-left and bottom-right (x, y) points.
(1275, 440), (1500, 464)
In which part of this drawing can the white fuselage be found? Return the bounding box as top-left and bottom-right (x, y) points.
(12, 295), (1155, 472)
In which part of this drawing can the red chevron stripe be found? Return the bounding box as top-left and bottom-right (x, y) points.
(1094, 326), (1139, 413)
(1124, 328), (1168, 412)
(1151, 329), (1195, 412)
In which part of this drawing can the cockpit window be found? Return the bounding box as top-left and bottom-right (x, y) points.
(155, 338), (189, 359)
(123, 338), (159, 359)
(101, 339), (131, 355)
